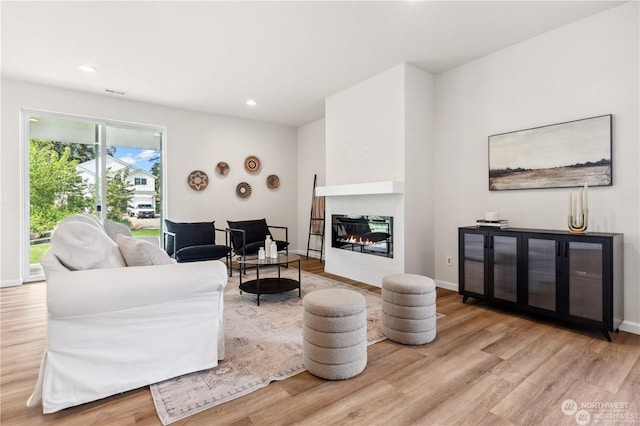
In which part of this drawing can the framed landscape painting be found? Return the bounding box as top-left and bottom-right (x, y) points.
(488, 115), (612, 190)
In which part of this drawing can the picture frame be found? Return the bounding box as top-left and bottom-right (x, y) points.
(488, 114), (612, 191)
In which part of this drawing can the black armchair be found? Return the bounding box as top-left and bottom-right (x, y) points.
(164, 220), (233, 276)
(226, 218), (289, 266)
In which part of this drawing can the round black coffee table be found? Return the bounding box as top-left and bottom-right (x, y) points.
(237, 254), (301, 306)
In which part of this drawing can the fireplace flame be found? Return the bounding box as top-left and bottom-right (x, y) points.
(339, 235), (375, 245)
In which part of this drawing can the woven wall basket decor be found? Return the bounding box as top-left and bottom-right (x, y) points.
(244, 155), (261, 174)
(236, 182), (252, 199)
(216, 162), (230, 176)
(267, 174), (280, 189)
(187, 170), (209, 191)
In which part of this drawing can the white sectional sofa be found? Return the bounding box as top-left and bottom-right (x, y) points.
(27, 214), (228, 413)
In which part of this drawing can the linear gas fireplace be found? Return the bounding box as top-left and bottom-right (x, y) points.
(331, 214), (393, 258)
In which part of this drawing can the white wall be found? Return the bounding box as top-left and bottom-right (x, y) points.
(325, 65), (405, 186)
(324, 63), (435, 286)
(324, 65), (407, 285)
(433, 2), (640, 330)
(404, 64), (436, 277)
(0, 79), (298, 285)
(296, 119), (326, 257)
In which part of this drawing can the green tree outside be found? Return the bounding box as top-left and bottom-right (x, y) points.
(30, 140), (136, 233)
(29, 139), (91, 234)
(150, 159), (161, 212)
(104, 167), (134, 221)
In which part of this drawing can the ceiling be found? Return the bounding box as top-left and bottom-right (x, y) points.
(1, 1), (625, 128)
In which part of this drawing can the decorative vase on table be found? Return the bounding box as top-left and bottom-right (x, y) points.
(568, 183), (589, 233)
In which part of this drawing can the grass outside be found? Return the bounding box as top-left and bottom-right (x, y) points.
(29, 228), (160, 264)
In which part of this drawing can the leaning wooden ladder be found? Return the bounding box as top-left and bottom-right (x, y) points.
(306, 174), (325, 261)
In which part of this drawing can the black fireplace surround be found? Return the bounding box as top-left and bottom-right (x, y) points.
(331, 214), (393, 258)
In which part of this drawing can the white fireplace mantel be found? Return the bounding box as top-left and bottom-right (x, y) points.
(316, 181), (404, 197)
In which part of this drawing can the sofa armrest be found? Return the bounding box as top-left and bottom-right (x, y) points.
(46, 260), (228, 318)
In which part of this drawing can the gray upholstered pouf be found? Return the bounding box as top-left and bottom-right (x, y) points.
(381, 274), (437, 345)
(302, 288), (367, 380)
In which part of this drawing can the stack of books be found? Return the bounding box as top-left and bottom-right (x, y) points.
(476, 219), (509, 229)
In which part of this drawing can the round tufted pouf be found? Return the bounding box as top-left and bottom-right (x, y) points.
(381, 274), (437, 345)
(302, 288), (367, 380)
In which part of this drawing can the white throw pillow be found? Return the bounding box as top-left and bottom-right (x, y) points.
(58, 213), (104, 229)
(51, 221), (126, 270)
(117, 234), (175, 266)
(104, 219), (133, 242)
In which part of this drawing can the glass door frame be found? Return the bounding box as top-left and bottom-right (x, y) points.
(21, 108), (166, 282)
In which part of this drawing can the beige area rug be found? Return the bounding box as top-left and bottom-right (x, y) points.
(150, 269), (441, 425)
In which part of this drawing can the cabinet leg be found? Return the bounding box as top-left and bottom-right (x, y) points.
(601, 329), (612, 342)
(462, 295), (469, 303)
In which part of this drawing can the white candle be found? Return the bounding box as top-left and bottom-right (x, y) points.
(584, 182), (588, 209)
(577, 189), (583, 218)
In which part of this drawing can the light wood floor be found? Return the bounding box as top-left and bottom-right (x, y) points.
(2, 258), (639, 425)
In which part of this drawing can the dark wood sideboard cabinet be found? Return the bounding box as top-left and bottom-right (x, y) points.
(458, 226), (623, 341)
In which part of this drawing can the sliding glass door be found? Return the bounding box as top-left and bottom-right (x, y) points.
(23, 110), (164, 282)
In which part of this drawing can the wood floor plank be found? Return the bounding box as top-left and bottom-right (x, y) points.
(489, 341), (595, 425)
(249, 344), (424, 425)
(415, 372), (515, 425)
(532, 378), (614, 426)
(578, 331), (640, 394)
(2, 257), (640, 426)
(286, 381), (399, 426)
(614, 354), (640, 423)
(489, 328), (575, 385)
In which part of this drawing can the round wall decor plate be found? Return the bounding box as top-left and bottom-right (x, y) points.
(216, 161), (230, 176)
(236, 182), (252, 199)
(244, 155), (261, 174)
(267, 174), (280, 189)
(187, 170), (209, 191)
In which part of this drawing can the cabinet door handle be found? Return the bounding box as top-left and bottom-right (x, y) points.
(556, 241), (560, 256)
(564, 242), (569, 258)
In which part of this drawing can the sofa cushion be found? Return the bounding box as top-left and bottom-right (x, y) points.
(39, 249), (71, 275)
(51, 221), (126, 270)
(165, 220), (215, 256)
(175, 245), (231, 262)
(104, 219), (133, 242)
(117, 235), (175, 266)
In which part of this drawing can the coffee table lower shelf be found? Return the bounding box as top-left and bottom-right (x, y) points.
(239, 278), (300, 305)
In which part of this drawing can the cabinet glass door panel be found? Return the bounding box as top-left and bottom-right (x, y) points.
(527, 238), (556, 311)
(463, 233), (485, 295)
(568, 241), (603, 321)
(492, 236), (517, 302)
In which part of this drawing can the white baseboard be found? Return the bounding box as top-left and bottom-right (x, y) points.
(619, 320), (640, 335)
(1, 278), (23, 288)
(435, 279), (458, 292)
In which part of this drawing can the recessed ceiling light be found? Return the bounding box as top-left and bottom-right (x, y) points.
(77, 64), (97, 73)
(246, 99), (257, 107)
